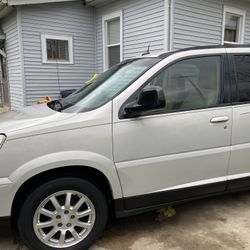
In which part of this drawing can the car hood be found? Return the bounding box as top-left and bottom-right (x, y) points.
(0, 105), (63, 134)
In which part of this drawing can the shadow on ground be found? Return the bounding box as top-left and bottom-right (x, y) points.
(1, 192), (250, 250)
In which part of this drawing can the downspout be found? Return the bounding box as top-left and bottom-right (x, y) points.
(17, 6), (26, 107)
(164, 0), (170, 51)
(169, 0), (175, 50)
(0, 48), (4, 107)
(164, 0), (174, 51)
(0, 49), (6, 58)
(0, 1), (11, 107)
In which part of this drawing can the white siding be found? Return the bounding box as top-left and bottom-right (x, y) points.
(2, 11), (24, 109)
(21, 0), (96, 105)
(96, 0), (165, 73)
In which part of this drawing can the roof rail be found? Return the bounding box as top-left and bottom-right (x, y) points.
(159, 44), (250, 59)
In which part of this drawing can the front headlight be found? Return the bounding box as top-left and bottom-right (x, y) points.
(0, 134), (6, 149)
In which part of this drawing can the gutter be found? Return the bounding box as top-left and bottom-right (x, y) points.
(85, 0), (116, 7)
(1, 0), (76, 5)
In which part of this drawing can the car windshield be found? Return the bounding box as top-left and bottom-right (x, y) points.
(53, 58), (160, 113)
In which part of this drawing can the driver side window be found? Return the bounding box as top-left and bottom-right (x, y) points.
(149, 56), (221, 111)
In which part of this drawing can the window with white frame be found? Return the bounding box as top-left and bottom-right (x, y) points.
(41, 34), (74, 64)
(222, 6), (246, 44)
(102, 11), (123, 70)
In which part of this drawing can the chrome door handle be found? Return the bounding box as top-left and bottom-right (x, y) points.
(210, 116), (229, 123)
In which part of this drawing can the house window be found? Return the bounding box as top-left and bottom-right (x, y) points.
(41, 34), (73, 64)
(223, 6), (246, 44)
(103, 11), (123, 70)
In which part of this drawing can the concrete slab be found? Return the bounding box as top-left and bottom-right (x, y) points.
(1, 192), (250, 249)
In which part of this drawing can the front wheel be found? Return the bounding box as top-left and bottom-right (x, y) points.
(17, 177), (108, 250)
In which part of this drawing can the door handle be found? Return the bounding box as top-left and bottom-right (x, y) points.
(210, 116), (229, 123)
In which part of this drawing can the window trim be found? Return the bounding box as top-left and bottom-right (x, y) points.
(222, 6), (246, 44)
(102, 10), (123, 71)
(41, 34), (74, 64)
(119, 54), (230, 119)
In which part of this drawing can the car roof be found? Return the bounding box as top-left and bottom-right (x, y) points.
(158, 44), (250, 59)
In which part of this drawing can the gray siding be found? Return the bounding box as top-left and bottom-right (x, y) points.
(21, 0), (96, 105)
(173, 0), (250, 49)
(173, 0), (223, 49)
(3, 0), (250, 108)
(96, 0), (165, 73)
(2, 11), (24, 109)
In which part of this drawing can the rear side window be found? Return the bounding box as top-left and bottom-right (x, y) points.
(234, 55), (250, 102)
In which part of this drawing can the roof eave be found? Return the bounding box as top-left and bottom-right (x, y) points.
(85, 0), (116, 7)
(2, 0), (77, 6)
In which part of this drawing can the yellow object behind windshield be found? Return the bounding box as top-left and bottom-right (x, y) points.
(85, 74), (98, 85)
(37, 96), (52, 104)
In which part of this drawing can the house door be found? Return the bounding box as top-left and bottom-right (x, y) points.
(0, 50), (9, 106)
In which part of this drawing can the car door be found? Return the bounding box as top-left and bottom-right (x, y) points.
(112, 53), (232, 210)
(227, 52), (250, 189)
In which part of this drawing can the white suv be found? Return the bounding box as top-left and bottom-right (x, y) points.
(0, 45), (249, 249)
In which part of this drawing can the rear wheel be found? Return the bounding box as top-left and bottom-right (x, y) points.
(17, 178), (108, 250)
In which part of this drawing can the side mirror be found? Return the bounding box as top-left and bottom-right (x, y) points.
(124, 86), (165, 118)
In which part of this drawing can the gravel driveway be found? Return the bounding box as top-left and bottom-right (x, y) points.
(1, 191), (250, 250)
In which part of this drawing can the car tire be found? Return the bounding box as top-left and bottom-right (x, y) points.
(17, 177), (108, 250)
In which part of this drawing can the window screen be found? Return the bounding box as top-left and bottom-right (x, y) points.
(234, 55), (250, 102)
(107, 19), (120, 45)
(224, 13), (240, 42)
(46, 39), (69, 61)
(106, 17), (120, 68)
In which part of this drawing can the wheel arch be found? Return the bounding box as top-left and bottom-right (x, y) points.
(10, 165), (119, 236)
(9, 151), (123, 199)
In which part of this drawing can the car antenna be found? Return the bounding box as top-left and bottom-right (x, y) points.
(142, 44), (150, 56)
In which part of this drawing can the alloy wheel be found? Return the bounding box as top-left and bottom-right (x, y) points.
(33, 190), (96, 248)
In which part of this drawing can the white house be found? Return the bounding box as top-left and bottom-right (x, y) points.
(0, 0), (249, 109)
